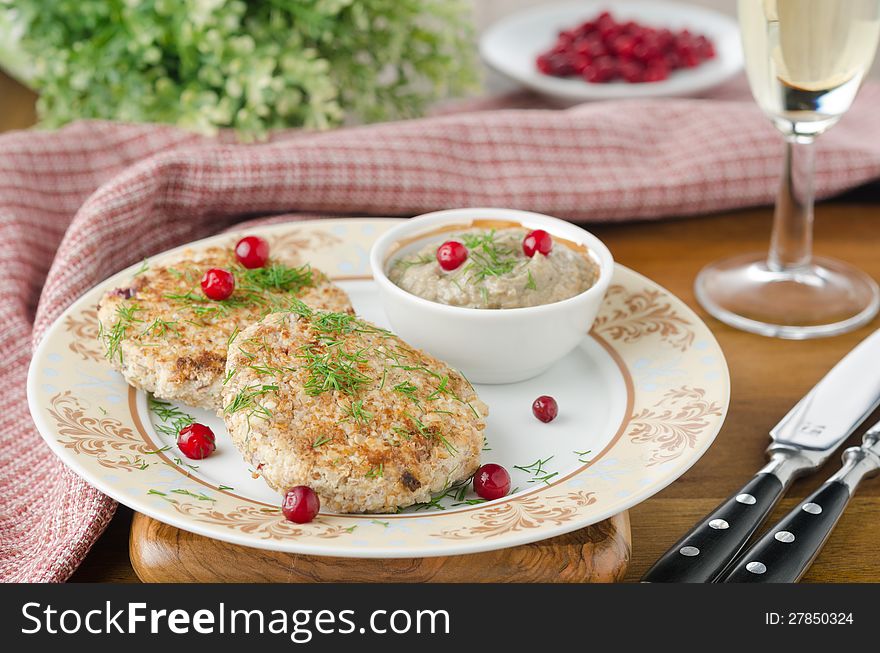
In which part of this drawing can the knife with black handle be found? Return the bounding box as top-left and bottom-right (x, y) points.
(642, 328), (880, 583)
(722, 423), (880, 583)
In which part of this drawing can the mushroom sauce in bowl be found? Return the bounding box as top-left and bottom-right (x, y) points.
(370, 208), (613, 384)
(387, 225), (600, 309)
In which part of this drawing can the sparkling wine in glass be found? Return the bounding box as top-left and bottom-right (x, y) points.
(695, 0), (880, 338)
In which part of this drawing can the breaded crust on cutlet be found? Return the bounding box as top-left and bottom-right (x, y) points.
(222, 303), (487, 513)
(96, 246), (352, 411)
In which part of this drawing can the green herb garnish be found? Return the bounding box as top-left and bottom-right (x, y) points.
(148, 395), (195, 439)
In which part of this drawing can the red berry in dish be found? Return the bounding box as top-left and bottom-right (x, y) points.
(201, 267), (235, 300)
(177, 423), (216, 460)
(473, 463), (511, 501)
(235, 235), (270, 269)
(522, 229), (553, 258)
(282, 485), (321, 523)
(534, 11), (716, 83)
(532, 395), (559, 423)
(436, 240), (468, 271)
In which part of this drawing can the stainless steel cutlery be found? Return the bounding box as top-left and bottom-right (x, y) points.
(642, 328), (880, 583)
(722, 420), (880, 583)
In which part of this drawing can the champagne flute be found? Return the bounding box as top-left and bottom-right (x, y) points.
(695, 0), (880, 338)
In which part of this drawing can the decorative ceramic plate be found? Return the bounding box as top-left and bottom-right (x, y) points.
(480, 0), (743, 102)
(27, 218), (729, 558)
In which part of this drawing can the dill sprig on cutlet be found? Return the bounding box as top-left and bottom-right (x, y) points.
(237, 262), (314, 295)
(164, 261), (316, 320)
(224, 384), (278, 424)
(297, 345), (373, 397)
(101, 303), (143, 363)
(342, 399), (374, 424)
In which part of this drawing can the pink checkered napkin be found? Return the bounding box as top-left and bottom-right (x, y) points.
(5, 81), (880, 581)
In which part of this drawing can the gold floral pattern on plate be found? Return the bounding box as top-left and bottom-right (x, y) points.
(62, 307), (103, 362)
(594, 284), (695, 352)
(432, 491), (597, 540)
(168, 502), (354, 541)
(47, 391), (151, 471)
(266, 228), (343, 265)
(628, 386), (725, 466)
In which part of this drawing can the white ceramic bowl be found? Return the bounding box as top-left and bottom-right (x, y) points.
(370, 208), (614, 384)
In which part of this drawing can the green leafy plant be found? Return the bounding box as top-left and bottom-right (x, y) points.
(0, 0), (477, 140)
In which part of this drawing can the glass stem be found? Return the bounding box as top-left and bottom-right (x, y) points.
(767, 135), (815, 271)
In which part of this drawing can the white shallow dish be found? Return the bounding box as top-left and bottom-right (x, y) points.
(27, 218), (729, 558)
(480, 0), (743, 102)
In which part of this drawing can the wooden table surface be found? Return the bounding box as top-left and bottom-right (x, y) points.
(4, 71), (879, 583)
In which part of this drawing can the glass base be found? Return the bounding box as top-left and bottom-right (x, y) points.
(694, 253), (880, 339)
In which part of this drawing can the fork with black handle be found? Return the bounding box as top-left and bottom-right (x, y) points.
(721, 422), (880, 583)
(641, 328), (880, 583)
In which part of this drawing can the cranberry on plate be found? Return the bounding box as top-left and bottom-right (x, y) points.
(436, 240), (468, 271)
(177, 423), (216, 460)
(201, 267), (235, 301)
(235, 235), (270, 269)
(522, 229), (553, 258)
(473, 463), (511, 501)
(282, 485), (321, 524)
(532, 395), (559, 423)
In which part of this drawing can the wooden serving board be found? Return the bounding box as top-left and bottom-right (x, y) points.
(130, 511), (631, 583)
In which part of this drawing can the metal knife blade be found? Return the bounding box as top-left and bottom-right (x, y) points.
(642, 327), (880, 583)
(771, 328), (880, 452)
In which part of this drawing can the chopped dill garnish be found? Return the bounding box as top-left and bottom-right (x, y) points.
(133, 259), (149, 276)
(170, 488), (215, 502)
(148, 395), (195, 438)
(526, 269), (537, 291)
(222, 368), (237, 385)
(458, 230), (518, 284)
(342, 399), (373, 424)
(173, 456), (199, 470)
(224, 384), (278, 420)
(218, 485), (234, 491)
(238, 263), (313, 295)
(394, 254), (434, 270)
(514, 456), (558, 485)
(312, 434), (333, 448)
(227, 325), (240, 347)
(371, 520), (390, 527)
(574, 449), (592, 464)
(298, 346), (372, 396)
(366, 463), (384, 479)
(393, 381), (420, 404)
(102, 303), (143, 363)
(411, 476), (477, 511)
(427, 375), (452, 401)
(140, 318), (179, 339)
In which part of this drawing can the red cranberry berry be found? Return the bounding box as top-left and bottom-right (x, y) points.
(534, 11), (715, 82)
(201, 268), (235, 300)
(532, 395), (559, 423)
(436, 240), (468, 271)
(473, 463), (511, 501)
(282, 486), (320, 523)
(177, 423), (216, 460)
(522, 229), (553, 257)
(235, 235), (270, 269)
